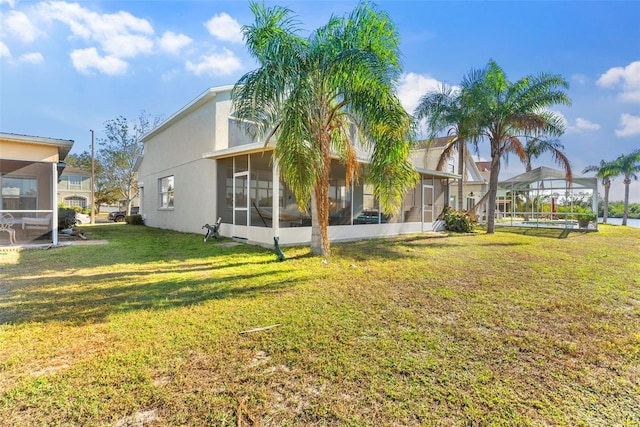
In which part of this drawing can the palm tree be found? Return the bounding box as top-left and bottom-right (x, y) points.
(611, 150), (640, 226)
(232, 2), (417, 256)
(414, 85), (478, 211)
(523, 138), (572, 176)
(463, 60), (571, 233)
(582, 159), (617, 223)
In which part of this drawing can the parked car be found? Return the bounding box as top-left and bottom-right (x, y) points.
(75, 212), (91, 224)
(107, 207), (139, 222)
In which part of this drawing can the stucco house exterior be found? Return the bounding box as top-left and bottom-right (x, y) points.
(58, 167), (91, 209)
(410, 137), (488, 211)
(0, 132), (74, 246)
(135, 86), (469, 247)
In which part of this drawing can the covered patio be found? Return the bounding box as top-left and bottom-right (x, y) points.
(1, 133), (74, 247)
(495, 166), (598, 231)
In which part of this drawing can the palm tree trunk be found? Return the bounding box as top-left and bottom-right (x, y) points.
(457, 142), (464, 211)
(603, 180), (610, 224)
(486, 146), (501, 234)
(623, 176), (630, 226)
(310, 189), (323, 255)
(310, 132), (332, 257)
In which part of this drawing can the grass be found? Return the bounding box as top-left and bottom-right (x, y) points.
(1, 223), (639, 426)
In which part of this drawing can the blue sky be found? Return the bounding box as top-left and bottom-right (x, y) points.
(1, 0), (639, 202)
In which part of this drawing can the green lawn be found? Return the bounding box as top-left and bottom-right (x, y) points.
(1, 224), (639, 426)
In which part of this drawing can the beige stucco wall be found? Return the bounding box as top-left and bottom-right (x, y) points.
(138, 94), (226, 234)
(0, 140), (60, 162)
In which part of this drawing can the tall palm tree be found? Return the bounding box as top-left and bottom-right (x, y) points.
(611, 150), (640, 226)
(232, 2), (417, 256)
(463, 60), (571, 233)
(582, 159), (617, 223)
(414, 85), (478, 211)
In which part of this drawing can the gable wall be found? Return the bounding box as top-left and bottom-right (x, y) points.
(138, 96), (226, 234)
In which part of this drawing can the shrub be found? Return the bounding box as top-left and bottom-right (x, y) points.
(443, 205), (477, 233)
(58, 207), (77, 229)
(125, 214), (144, 225)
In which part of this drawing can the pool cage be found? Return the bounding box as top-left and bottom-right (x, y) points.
(496, 166), (598, 231)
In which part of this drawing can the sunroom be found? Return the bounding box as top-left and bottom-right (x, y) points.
(207, 146), (457, 247)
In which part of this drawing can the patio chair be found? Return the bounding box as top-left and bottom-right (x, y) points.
(0, 213), (17, 245)
(202, 217), (222, 242)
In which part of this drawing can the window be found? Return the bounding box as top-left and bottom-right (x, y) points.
(159, 176), (174, 208)
(65, 196), (86, 208)
(1, 176), (37, 210)
(69, 175), (82, 188)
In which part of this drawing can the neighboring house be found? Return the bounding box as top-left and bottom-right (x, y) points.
(58, 167), (91, 209)
(0, 132), (74, 246)
(410, 137), (488, 211)
(135, 86), (461, 247)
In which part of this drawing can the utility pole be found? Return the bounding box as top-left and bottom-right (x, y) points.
(90, 129), (95, 225)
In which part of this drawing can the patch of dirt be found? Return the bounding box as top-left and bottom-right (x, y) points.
(114, 409), (158, 427)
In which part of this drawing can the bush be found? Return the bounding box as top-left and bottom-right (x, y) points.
(58, 207), (77, 229)
(443, 206), (477, 233)
(125, 214), (144, 225)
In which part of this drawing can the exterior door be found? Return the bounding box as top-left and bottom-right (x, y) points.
(233, 172), (249, 238)
(422, 185), (434, 231)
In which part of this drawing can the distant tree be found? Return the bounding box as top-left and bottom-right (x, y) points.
(99, 112), (161, 215)
(65, 151), (119, 213)
(523, 138), (572, 176)
(610, 150), (640, 226)
(582, 159), (618, 223)
(64, 153), (90, 171)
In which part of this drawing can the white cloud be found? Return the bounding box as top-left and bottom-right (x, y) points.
(205, 13), (243, 43)
(615, 113), (640, 137)
(18, 52), (44, 64)
(102, 34), (154, 58)
(0, 41), (11, 58)
(554, 111), (601, 134)
(161, 69), (180, 81)
(4, 10), (42, 43)
(571, 74), (588, 85)
(596, 61), (640, 103)
(70, 47), (127, 75)
(185, 48), (242, 76)
(159, 31), (192, 54)
(397, 72), (452, 114)
(0, 0), (16, 7)
(574, 117), (601, 131)
(37, 1), (155, 60)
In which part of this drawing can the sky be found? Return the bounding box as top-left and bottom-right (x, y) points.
(1, 0), (639, 203)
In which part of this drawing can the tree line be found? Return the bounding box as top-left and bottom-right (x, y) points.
(583, 150), (640, 226)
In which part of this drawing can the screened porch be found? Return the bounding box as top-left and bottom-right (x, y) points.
(496, 166), (598, 231)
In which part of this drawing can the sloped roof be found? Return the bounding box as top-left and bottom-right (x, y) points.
(475, 161), (491, 172)
(61, 166), (90, 175)
(414, 136), (451, 149)
(499, 166), (597, 190)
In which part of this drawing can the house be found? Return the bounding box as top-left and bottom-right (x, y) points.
(58, 167), (91, 209)
(410, 137), (488, 211)
(0, 132), (74, 246)
(135, 86), (469, 247)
